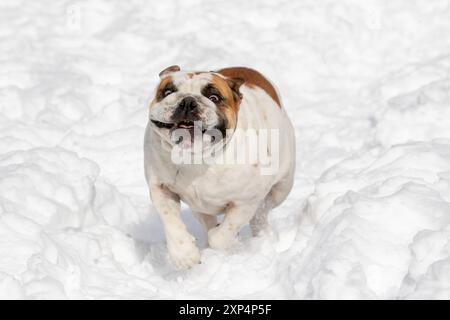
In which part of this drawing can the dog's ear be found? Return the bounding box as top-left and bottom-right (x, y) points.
(159, 65), (181, 78)
(226, 77), (245, 100)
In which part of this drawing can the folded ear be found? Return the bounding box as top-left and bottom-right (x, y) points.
(159, 65), (181, 78)
(226, 77), (245, 100)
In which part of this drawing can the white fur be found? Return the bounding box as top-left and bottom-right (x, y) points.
(144, 76), (295, 268)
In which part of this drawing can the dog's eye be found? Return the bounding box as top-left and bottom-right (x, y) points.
(163, 89), (174, 97)
(208, 94), (220, 103)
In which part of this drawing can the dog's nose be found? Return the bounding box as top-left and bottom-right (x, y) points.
(178, 96), (197, 111)
(172, 96), (198, 122)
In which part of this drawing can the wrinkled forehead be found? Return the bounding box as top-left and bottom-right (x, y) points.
(165, 72), (213, 92)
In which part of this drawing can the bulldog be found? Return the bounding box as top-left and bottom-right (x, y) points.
(144, 66), (295, 268)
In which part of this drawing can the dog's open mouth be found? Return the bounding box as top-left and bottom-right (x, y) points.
(151, 119), (209, 146)
(176, 120), (195, 129)
(151, 119), (207, 131)
(151, 120), (175, 129)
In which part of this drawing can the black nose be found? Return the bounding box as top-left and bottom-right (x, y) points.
(179, 96), (197, 111)
(172, 96), (198, 121)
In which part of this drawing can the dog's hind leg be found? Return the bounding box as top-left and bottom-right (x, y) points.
(249, 201), (270, 236)
(250, 176), (294, 236)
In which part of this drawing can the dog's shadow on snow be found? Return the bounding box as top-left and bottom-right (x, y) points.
(128, 205), (208, 273)
(131, 205), (207, 246)
(128, 205), (251, 274)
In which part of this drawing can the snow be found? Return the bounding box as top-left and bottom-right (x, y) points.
(1, 0), (450, 299)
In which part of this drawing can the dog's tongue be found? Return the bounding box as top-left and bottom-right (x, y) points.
(178, 124), (193, 129)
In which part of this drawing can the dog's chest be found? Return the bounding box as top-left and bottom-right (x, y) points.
(163, 164), (268, 214)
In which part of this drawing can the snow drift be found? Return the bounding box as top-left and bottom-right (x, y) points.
(0, 0), (450, 299)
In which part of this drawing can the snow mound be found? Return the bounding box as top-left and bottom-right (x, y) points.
(0, 148), (145, 299)
(0, 148), (99, 229)
(290, 142), (450, 299)
(375, 57), (450, 147)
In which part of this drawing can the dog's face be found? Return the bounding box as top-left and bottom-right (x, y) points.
(149, 65), (244, 149)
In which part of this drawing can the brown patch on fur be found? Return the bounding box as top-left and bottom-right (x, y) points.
(153, 76), (174, 103)
(217, 67), (281, 107)
(226, 202), (235, 210)
(187, 71), (207, 78)
(158, 183), (180, 201)
(210, 75), (244, 129)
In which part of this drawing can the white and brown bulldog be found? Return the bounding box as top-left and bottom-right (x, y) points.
(144, 66), (295, 268)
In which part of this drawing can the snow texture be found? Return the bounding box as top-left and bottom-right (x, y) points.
(1, 0), (450, 299)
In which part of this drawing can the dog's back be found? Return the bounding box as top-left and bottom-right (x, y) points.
(217, 67), (282, 108)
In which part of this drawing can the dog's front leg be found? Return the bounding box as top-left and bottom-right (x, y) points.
(150, 184), (200, 268)
(208, 202), (259, 250)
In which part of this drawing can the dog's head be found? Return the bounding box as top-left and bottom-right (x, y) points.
(149, 65), (244, 149)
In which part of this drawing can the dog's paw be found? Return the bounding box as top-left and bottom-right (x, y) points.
(208, 227), (235, 250)
(167, 237), (201, 269)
